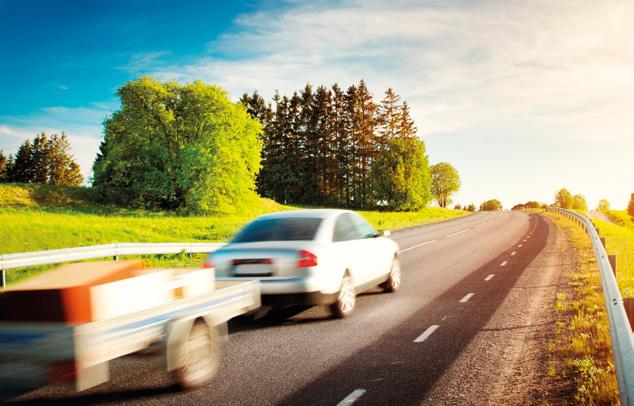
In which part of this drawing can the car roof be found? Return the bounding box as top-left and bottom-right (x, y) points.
(254, 209), (353, 221)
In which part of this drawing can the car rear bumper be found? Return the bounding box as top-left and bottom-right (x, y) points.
(215, 276), (339, 300)
(261, 291), (338, 306)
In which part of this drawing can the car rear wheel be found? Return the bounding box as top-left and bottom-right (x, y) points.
(382, 257), (401, 293)
(330, 274), (356, 318)
(173, 321), (220, 389)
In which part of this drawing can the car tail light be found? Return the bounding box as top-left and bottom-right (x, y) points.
(201, 260), (214, 269)
(297, 250), (318, 267)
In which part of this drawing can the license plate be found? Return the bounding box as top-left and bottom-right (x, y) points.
(233, 264), (273, 276)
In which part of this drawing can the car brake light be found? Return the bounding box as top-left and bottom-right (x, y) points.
(297, 250), (318, 267)
(201, 260), (214, 269)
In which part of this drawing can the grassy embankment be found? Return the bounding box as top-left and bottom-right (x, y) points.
(0, 183), (467, 284)
(545, 212), (618, 404)
(592, 210), (634, 298)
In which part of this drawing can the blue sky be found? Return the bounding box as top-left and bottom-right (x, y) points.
(1, 0), (632, 208)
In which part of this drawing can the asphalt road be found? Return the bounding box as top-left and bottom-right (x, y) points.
(6, 210), (564, 405)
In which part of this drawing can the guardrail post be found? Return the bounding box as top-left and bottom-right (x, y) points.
(0, 268), (5, 289)
(624, 298), (634, 332)
(609, 255), (617, 276)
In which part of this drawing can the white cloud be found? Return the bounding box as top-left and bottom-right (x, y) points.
(153, 0), (634, 142)
(152, 0), (634, 207)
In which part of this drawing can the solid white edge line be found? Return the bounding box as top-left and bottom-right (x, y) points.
(500, 260), (508, 267)
(337, 389), (367, 406)
(446, 228), (470, 238)
(459, 293), (474, 303)
(414, 325), (440, 343)
(401, 239), (437, 253)
(485, 274), (495, 281)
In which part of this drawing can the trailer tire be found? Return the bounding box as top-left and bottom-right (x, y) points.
(173, 320), (220, 389)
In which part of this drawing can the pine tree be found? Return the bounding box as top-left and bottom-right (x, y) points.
(331, 83), (350, 206)
(5, 154), (15, 182)
(48, 133), (83, 185)
(0, 150), (6, 182)
(378, 88), (401, 146)
(353, 80), (378, 208)
(398, 101), (417, 139)
(13, 140), (35, 183)
(32, 132), (50, 183)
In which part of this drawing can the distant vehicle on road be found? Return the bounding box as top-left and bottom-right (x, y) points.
(206, 209), (401, 317)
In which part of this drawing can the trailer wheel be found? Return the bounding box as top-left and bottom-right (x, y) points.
(173, 320), (220, 389)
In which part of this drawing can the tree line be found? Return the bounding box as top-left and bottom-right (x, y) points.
(241, 80), (460, 210)
(0, 133), (83, 186)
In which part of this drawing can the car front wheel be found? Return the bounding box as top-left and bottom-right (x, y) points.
(330, 274), (356, 318)
(382, 257), (401, 293)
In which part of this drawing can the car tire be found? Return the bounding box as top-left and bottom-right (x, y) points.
(382, 257), (401, 293)
(173, 321), (220, 390)
(330, 274), (356, 318)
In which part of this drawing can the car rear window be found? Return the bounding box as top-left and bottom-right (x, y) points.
(231, 217), (322, 243)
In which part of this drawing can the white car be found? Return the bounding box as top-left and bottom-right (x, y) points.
(206, 209), (401, 317)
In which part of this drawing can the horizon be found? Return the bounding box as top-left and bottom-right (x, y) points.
(1, 0), (632, 209)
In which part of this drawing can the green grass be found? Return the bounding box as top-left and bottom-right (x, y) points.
(588, 217), (634, 298)
(0, 183), (468, 284)
(545, 212), (618, 404)
(603, 210), (634, 229)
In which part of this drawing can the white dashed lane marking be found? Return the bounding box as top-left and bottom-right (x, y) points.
(337, 389), (367, 405)
(511, 251), (516, 256)
(446, 228), (471, 238)
(459, 293), (474, 303)
(401, 240), (437, 253)
(485, 274), (495, 281)
(414, 325), (440, 343)
(500, 260), (508, 267)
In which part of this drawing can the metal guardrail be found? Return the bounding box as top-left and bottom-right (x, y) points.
(0, 242), (226, 289)
(551, 208), (634, 405)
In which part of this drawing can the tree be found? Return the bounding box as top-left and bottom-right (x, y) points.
(48, 133), (83, 186)
(597, 199), (610, 211)
(32, 133), (50, 183)
(372, 137), (432, 211)
(377, 88), (401, 146)
(0, 151), (6, 182)
(554, 188), (573, 209)
(430, 162), (460, 208)
(628, 193), (634, 218)
(572, 194), (588, 211)
(454, 203), (462, 210)
(466, 203), (476, 212)
(13, 140), (35, 183)
(512, 203), (525, 211)
(480, 199), (502, 211)
(93, 77), (262, 212)
(525, 201), (541, 209)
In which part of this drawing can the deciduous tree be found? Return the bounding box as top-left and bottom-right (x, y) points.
(554, 188), (573, 209)
(372, 137), (432, 211)
(430, 162), (460, 208)
(93, 77), (262, 212)
(480, 199), (502, 211)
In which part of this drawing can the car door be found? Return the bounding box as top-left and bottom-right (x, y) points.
(349, 213), (391, 281)
(331, 213), (375, 287)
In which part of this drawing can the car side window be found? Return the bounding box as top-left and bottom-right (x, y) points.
(333, 213), (363, 242)
(350, 214), (377, 239)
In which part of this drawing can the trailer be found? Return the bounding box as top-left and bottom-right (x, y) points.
(0, 262), (260, 391)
